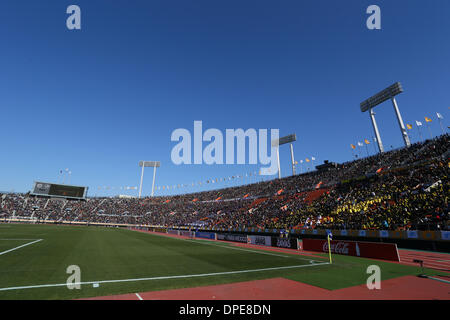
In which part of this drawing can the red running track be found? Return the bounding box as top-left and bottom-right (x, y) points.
(398, 249), (450, 272)
(82, 275), (449, 300)
(79, 229), (450, 300)
(131, 229), (450, 271)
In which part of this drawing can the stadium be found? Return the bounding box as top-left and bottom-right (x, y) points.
(1, 133), (449, 301)
(1, 1), (449, 311)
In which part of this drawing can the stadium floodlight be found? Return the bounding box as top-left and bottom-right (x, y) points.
(360, 82), (411, 153)
(138, 161), (160, 198)
(271, 133), (297, 178)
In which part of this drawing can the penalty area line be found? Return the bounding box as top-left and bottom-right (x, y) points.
(0, 239), (43, 256)
(0, 262), (329, 292)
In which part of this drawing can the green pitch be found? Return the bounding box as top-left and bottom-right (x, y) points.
(0, 223), (429, 300)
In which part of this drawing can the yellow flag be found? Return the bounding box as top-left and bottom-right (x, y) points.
(364, 139), (370, 144)
(406, 124), (412, 129)
(425, 117), (432, 122)
(305, 158), (310, 162)
(350, 144), (356, 149)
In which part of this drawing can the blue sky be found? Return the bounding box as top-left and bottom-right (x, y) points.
(0, 0), (449, 196)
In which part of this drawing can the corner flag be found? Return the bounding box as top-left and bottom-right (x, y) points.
(326, 230), (333, 264)
(327, 230), (333, 239)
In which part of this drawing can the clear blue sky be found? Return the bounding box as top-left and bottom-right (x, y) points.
(0, 0), (449, 196)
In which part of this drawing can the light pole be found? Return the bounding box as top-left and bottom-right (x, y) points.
(360, 82), (411, 153)
(138, 161), (161, 198)
(271, 134), (297, 178)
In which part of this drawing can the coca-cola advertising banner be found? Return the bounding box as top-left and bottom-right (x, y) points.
(302, 239), (400, 262)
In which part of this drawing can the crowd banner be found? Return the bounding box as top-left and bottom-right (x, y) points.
(302, 238), (400, 262)
(390, 230), (405, 239)
(366, 230), (378, 238)
(406, 230), (419, 239)
(379, 230), (389, 238)
(217, 233), (248, 243)
(419, 231), (436, 241)
(271, 237), (298, 249)
(194, 231), (216, 240)
(441, 231), (450, 241)
(247, 235), (272, 246)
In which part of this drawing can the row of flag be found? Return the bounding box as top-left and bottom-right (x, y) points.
(350, 139), (372, 149)
(351, 112), (447, 151)
(96, 186), (138, 191)
(94, 156), (320, 195)
(154, 157), (319, 193)
(155, 171), (264, 192)
(295, 156), (316, 164)
(407, 113), (444, 129)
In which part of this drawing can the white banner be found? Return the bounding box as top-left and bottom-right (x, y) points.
(247, 235), (272, 246)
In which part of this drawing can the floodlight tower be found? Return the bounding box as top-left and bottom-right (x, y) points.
(138, 161), (160, 198)
(271, 134), (297, 178)
(360, 82), (411, 153)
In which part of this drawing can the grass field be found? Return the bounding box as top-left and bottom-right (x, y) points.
(0, 223), (436, 300)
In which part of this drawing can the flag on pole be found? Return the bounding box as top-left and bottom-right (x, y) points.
(326, 230), (333, 264)
(425, 117), (432, 122)
(305, 158), (310, 162)
(364, 139), (370, 144)
(406, 124), (412, 130)
(350, 144), (356, 149)
(416, 121), (422, 126)
(311, 157), (316, 161)
(357, 142), (363, 147)
(436, 112), (445, 134)
(326, 230), (333, 240)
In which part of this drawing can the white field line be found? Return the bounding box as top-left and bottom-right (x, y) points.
(135, 293), (144, 300)
(0, 262), (329, 292)
(134, 230), (322, 263)
(185, 238), (291, 259)
(0, 239), (41, 241)
(0, 239), (42, 256)
(184, 238), (324, 263)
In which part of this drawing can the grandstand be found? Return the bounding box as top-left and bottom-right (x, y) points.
(1, 134), (448, 236)
(0, 135), (449, 301)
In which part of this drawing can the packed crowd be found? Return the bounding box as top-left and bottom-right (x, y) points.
(1, 134), (448, 231)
